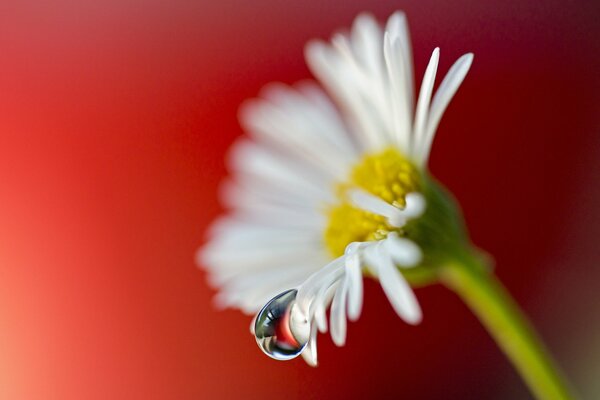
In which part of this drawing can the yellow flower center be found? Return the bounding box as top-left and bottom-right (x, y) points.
(323, 147), (422, 257)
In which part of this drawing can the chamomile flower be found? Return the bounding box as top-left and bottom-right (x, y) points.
(199, 11), (474, 366)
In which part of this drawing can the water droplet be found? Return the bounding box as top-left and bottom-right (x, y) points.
(254, 289), (310, 360)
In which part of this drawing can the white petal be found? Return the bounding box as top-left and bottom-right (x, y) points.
(218, 183), (325, 227)
(420, 53), (474, 164)
(412, 48), (439, 159)
(312, 280), (338, 333)
(201, 232), (327, 288)
(345, 249), (363, 321)
(402, 192), (426, 219)
(331, 33), (396, 146)
(203, 238), (322, 273)
(305, 40), (387, 151)
(385, 11), (414, 118)
(228, 140), (333, 204)
(214, 266), (311, 314)
(347, 188), (406, 227)
(260, 82), (357, 164)
(205, 217), (318, 242)
(373, 243), (422, 324)
(330, 275), (349, 346)
(229, 208), (325, 231)
(351, 13), (384, 77)
(385, 234), (422, 267)
(206, 219), (319, 252)
(239, 98), (349, 179)
(383, 33), (411, 152)
(295, 82), (360, 156)
(296, 256), (345, 316)
(220, 179), (315, 211)
(301, 323), (319, 367)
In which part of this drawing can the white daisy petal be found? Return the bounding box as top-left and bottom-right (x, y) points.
(301, 323), (319, 367)
(330, 274), (349, 346)
(420, 53), (474, 163)
(220, 179), (315, 211)
(368, 243), (422, 324)
(314, 277), (344, 333)
(203, 238), (321, 270)
(219, 185), (325, 226)
(351, 14), (398, 145)
(260, 83), (357, 167)
(211, 258), (314, 289)
(385, 11), (414, 117)
(294, 82), (359, 156)
(228, 140), (333, 204)
(202, 243), (325, 288)
(231, 208), (325, 231)
(296, 256), (345, 316)
(413, 47), (440, 160)
(383, 32), (411, 151)
(207, 224), (319, 253)
(214, 267), (309, 313)
(347, 188), (406, 226)
(402, 192), (427, 219)
(206, 260), (308, 289)
(305, 40), (386, 151)
(385, 233), (423, 267)
(351, 13), (384, 78)
(345, 249), (364, 321)
(240, 100), (347, 179)
(331, 33), (394, 146)
(205, 218), (319, 243)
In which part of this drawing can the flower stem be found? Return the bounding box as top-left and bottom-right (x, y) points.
(440, 255), (574, 400)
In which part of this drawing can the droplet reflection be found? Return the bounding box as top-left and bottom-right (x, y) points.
(254, 289), (309, 360)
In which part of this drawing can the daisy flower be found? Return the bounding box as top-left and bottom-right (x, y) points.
(198, 12), (574, 399)
(200, 10), (472, 365)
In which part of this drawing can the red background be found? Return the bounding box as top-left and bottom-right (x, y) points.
(0, 1), (598, 399)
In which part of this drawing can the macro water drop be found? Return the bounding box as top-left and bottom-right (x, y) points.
(254, 289), (310, 360)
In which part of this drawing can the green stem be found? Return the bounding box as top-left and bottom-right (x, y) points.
(440, 256), (574, 400)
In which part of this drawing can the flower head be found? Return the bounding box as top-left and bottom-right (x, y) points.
(199, 11), (474, 366)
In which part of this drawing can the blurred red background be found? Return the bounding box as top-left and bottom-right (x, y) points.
(0, 1), (598, 399)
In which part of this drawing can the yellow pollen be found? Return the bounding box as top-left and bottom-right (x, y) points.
(323, 147), (421, 257)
